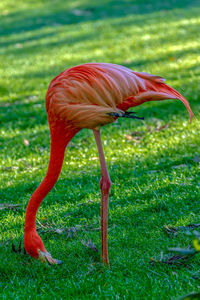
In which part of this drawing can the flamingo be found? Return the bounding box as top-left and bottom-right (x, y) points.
(24, 63), (194, 265)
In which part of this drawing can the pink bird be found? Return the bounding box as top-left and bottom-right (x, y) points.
(24, 63), (194, 265)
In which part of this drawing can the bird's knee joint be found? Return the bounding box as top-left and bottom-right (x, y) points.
(100, 177), (112, 193)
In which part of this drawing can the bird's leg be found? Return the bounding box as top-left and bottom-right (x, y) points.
(93, 129), (111, 266)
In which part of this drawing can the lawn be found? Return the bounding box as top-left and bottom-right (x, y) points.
(0, 0), (200, 299)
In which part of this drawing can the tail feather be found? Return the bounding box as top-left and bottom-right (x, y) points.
(134, 71), (195, 122)
(135, 79), (195, 123)
(161, 83), (195, 123)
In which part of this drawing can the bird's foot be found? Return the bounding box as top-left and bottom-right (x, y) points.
(102, 255), (110, 268)
(38, 249), (63, 265)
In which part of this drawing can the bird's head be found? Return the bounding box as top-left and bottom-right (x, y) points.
(24, 229), (62, 264)
(24, 229), (46, 258)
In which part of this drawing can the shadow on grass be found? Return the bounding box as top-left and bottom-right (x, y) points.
(1, 0), (199, 38)
(2, 3), (200, 60)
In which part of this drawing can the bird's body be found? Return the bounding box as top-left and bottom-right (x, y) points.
(46, 63), (193, 129)
(24, 63), (194, 264)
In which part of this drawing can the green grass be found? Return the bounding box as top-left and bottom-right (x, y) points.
(0, 0), (200, 299)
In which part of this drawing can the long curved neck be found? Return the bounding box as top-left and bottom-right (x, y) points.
(25, 124), (79, 232)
